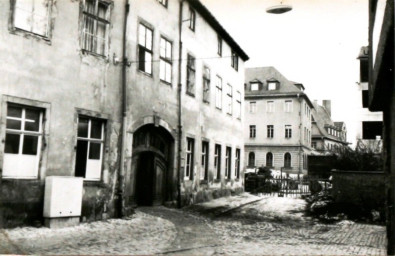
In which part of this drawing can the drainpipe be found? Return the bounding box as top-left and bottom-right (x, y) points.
(298, 94), (302, 180)
(177, 0), (184, 208)
(118, 0), (130, 218)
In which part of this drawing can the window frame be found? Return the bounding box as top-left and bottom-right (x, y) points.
(11, 0), (53, 39)
(284, 100), (293, 112)
(250, 83), (259, 91)
(138, 23), (153, 75)
(285, 125), (292, 138)
(284, 152), (291, 168)
(159, 36), (172, 84)
(248, 152), (255, 167)
(185, 137), (195, 180)
(188, 7), (196, 31)
(3, 104), (44, 179)
(268, 82), (276, 90)
(226, 84), (233, 115)
(267, 101), (274, 112)
(217, 35), (222, 56)
(80, 0), (111, 57)
(214, 144), (221, 180)
(215, 75), (223, 109)
(235, 91), (241, 119)
(202, 65), (211, 103)
(225, 146), (231, 179)
(75, 115), (106, 181)
(250, 101), (257, 113)
(231, 50), (238, 71)
(266, 152), (273, 167)
(186, 53), (196, 96)
(249, 125), (256, 138)
(201, 141), (209, 181)
(267, 125), (274, 138)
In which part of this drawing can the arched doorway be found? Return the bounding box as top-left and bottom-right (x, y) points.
(132, 124), (174, 206)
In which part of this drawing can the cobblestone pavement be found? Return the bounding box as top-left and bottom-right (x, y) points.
(0, 195), (388, 255)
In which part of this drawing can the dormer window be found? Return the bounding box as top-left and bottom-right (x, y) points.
(268, 82), (276, 90)
(251, 83), (259, 91)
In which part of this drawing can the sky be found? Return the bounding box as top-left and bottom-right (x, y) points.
(201, 0), (369, 146)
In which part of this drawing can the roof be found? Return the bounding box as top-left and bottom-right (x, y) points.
(187, 0), (249, 61)
(245, 66), (314, 107)
(311, 102), (348, 144)
(357, 46), (368, 59)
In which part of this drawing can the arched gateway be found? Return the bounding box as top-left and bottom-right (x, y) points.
(132, 124), (174, 206)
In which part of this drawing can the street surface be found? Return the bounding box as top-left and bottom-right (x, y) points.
(0, 193), (387, 255)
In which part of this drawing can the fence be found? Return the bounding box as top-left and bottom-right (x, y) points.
(245, 174), (331, 198)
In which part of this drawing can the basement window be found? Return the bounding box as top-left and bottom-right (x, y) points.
(12, 0), (52, 38)
(81, 0), (111, 56)
(75, 116), (105, 181)
(3, 104), (44, 179)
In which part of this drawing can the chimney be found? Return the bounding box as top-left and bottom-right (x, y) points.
(322, 100), (331, 117)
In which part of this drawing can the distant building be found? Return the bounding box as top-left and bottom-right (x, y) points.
(355, 46), (383, 153)
(367, 1), (394, 254)
(244, 67), (314, 175)
(311, 100), (349, 153)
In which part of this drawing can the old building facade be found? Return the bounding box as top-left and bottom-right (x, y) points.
(367, 0), (394, 253)
(0, 0), (248, 227)
(244, 67), (313, 175)
(311, 100), (349, 153)
(355, 46), (383, 152)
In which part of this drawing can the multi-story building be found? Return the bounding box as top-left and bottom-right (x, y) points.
(355, 46), (383, 152)
(367, 0), (394, 253)
(0, 0), (248, 227)
(244, 67), (313, 175)
(311, 100), (349, 153)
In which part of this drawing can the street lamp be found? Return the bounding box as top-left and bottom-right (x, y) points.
(266, 1), (292, 14)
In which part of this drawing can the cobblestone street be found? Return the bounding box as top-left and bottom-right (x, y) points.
(0, 194), (387, 255)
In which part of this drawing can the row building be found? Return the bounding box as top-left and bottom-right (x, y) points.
(0, 0), (248, 227)
(244, 67), (313, 176)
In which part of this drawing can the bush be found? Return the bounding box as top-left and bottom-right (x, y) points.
(331, 146), (382, 172)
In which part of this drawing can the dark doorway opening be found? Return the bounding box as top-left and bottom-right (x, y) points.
(135, 152), (155, 206)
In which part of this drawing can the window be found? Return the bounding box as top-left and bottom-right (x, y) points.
(160, 37), (172, 83)
(215, 75), (222, 109)
(362, 90), (369, 108)
(201, 141), (209, 180)
(225, 147), (231, 179)
(248, 152), (255, 167)
(362, 121), (383, 139)
(251, 83), (259, 91)
(3, 105), (43, 178)
(75, 116), (105, 180)
(81, 0), (110, 56)
(250, 102), (257, 113)
(226, 84), (233, 115)
(231, 50), (238, 71)
(268, 82), (276, 90)
(185, 138), (195, 179)
(285, 125), (292, 138)
(157, 0), (167, 7)
(186, 54), (196, 96)
(214, 144), (221, 179)
(235, 149), (240, 179)
(284, 152), (291, 168)
(188, 7), (196, 31)
(202, 66), (210, 103)
(235, 91), (241, 119)
(13, 0), (51, 37)
(284, 100), (293, 112)
(267, 101), (274, 112)
(312, 141), (317, 149)
(303, 154), (307, 169)
(217, 35), (222, 56)
(266, 152), (273, 167)
(138, 24), (153, 74)
(360, 58), (368, 83)
(249, 125), (256, 138)
(267, 125), (274, 138)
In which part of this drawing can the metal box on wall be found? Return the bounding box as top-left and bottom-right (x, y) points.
(43, 176), (83, 218)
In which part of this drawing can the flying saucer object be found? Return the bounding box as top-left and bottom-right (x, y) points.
(266, 4), (293, 14)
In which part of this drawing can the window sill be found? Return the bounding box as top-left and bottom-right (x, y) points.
(138, 70), (153, 78)
(216, 107), (222, 112)
(160, 80), (172, 86)
(81, 49), (108, 59)
(203, 100), (210, 105)
(186, 91), (195, 97)
(10, 28), (51, 44)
